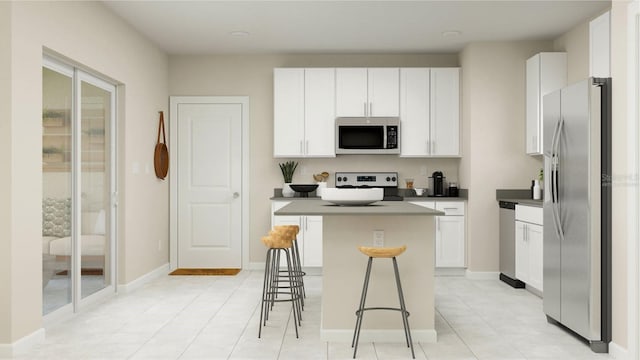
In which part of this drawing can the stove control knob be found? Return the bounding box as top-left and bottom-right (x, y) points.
(343, 176), (348, 182)
(386, 177), (391, 181)
(391, 176), (397, 182)
(337, 177), (342, 182)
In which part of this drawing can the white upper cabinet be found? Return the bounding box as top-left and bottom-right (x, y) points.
(368, 68), (400, 116)
(305, 68), (336, 157)
(335, 68), (368, 117)
(589, 11), (611, 77)
(400, 68), (460, 157)
(400, 68), (431, 156)
(336, 68), (399, 117)
(430, 68), (460, 156)
(274, 68), (336, 157)
(274, 68), (304, 157)
(525, 53), (567, 155)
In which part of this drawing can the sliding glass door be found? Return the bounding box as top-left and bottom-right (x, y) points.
(42, 58), (116, 315)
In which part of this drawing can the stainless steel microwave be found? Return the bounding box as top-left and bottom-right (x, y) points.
(335, 117), (400, 154)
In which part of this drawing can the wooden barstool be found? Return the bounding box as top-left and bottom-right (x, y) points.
(258, 231), (303, 339)
(351, 245), (415, 359)
(272, 225), (305, 305)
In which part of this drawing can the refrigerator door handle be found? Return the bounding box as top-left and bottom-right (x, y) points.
(548, 116), (562, 203)
(553, 117), (565, 241)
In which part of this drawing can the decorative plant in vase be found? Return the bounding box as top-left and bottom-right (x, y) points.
(279, 161), (298, 197)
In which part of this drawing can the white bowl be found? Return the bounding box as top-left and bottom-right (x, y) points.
(321, 188), (383, 206)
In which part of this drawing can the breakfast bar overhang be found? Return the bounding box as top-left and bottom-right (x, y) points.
(275, 200), (443, 343)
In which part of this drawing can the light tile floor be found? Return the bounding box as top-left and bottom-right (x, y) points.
(12, 271), (613, 360)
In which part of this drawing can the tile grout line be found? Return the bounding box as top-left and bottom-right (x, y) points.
(434, 305), (480, 360)
(226, 272), (264, 360)
(126, 276), (226, 360)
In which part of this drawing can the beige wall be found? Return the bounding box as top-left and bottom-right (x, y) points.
(460, 41), (551, 272)
(1, 1), (169, 345)
(553, 21), (590, 83)
(0, 1), (12, 345)
(168, 54), (460, 264)
(610, 1), (630, 350)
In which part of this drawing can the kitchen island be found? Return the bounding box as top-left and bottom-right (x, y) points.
(275, 200), (443, 343)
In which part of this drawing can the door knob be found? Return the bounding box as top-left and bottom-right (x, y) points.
(233, 192), (240, 199)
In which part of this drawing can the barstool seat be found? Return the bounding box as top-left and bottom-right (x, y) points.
(258, 231), (303, 339)
(352, 245), (415, 359)
(272, 225), (306, 306)
(358, 245), (406, 258)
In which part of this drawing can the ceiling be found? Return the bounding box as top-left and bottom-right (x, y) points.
(102, 1), (610, 55)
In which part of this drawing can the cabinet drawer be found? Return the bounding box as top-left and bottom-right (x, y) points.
(515, 205), (543, 225)
(435, 201), (465, 216)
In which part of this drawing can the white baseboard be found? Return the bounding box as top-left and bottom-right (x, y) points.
(0, 328), (45, 358)
(321, 329), (437, 343)
(118, 263), (170, 294)
(465, 269), (500, 280)
(436, 268), (466, 276)
(609, 342), (629, 359)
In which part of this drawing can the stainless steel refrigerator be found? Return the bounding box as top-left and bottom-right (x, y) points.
(542, 77), (611, 353)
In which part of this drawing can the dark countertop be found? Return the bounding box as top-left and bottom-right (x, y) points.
(274, 200), (444, 216)
(272, 188), (468, 201)
(496, 189), (543, 207)
(498, 198), (543, 207)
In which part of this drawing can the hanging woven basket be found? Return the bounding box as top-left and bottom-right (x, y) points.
(154, 111), (169, 180)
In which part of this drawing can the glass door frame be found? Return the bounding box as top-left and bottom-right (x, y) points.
(43, 56), (118, 318)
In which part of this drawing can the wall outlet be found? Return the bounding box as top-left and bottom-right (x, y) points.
(373, 230), (384, 247)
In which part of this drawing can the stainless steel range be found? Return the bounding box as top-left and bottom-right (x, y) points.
(335, 172), (403, 201)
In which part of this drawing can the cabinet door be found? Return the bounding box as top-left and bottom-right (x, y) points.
(400, 68), (430, 157)
(336, 68), (368, 117)
(302, 216), (323, 267)
(589, 11), (611, 77)
(526, 53), (567, 156)
(515, 221), (529, 282)
(274, 68), (304, 157)
(368, 68), (400, 117)
(526, 55), (541, 155)
(304, 68), (336, 157)
(435, 216), (465, 267)
(527, 224), (544, 292)
(430, 68), (460, 156)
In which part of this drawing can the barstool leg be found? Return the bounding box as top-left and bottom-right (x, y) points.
(352, 256), (373, 358)
(284, 248), (299, 338)
(292, 238), (305, 308)
(285, 248), (303, 325)
(393, 257), (415, 359)
(259, 249), (273, 338)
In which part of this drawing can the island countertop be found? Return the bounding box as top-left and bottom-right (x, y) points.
(274, 200), (445, 216)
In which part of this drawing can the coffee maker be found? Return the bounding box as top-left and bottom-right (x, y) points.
(428, 171), (446, 197)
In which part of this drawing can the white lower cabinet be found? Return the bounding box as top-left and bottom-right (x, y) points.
(271, 201), (323, 267)
(515, 205), (543, 292)
(410, 201), (465, 268)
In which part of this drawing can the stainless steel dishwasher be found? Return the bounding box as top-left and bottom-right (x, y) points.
(499, 201), (525, 288)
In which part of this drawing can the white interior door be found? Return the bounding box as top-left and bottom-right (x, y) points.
(172, 98), (245, 269)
